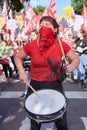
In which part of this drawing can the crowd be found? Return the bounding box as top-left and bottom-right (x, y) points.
(0, 37), (26, 83)
(0, 24), (87, 87)
(0, 16), (87, 130)
(0, 29), (39, 83)
(61, 28), (87, 87)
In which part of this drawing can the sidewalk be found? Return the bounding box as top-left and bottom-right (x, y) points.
(0, 71), (20, 84)
(0, 72), (6, 83)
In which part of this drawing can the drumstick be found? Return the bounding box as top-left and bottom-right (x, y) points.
(57, 37), (67, 64)
(57, 36), (71, 77)
(26, 82), (39, 97)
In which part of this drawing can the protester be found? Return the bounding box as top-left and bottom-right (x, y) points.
(14, 16), (80, 130)
(30, 29), (38, 41)
(63, 32), (76, 78)
(0, 40), (15, 83)
(10, 41), (19, 75)
(72, 29), (87, 87)
(66, 32), (76, 50)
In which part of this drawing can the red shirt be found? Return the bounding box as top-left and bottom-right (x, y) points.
(23, 39), (71, 81)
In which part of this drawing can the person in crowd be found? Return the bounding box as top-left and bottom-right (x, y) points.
(10, 41), (20, 75)
(63, 32), (76, 79)
(14, 16), (80, 130)
(0, 40), (15, 83)
(66, 32), (76, 50)
(20, 29), (38, 99)
(30, 29), (38, 41)
(72, 29), (87, 87)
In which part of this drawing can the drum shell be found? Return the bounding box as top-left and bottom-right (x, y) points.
(24, 89), (67, 123)
(24, 104), (66, 123)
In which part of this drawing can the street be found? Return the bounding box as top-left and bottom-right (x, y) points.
(0, 73), (87, 130)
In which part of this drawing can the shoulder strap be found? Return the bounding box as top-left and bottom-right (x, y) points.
(57, 37), (67, 64)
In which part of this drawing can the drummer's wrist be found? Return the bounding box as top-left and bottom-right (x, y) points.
(18, 69), (26, 75)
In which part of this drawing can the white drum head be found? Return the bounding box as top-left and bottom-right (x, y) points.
(25, 89), (66, 115)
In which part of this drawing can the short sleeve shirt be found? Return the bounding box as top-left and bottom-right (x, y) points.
(23, 39), (71, 81)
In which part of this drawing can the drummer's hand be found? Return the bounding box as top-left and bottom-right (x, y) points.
(19, 71), (28, 84)
(65, 63), (73, 72)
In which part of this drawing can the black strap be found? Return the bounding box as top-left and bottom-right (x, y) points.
(47, 57), (64, 84)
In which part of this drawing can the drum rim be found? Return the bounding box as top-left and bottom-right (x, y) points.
(24, 102), (66, 116)
(25, 89), (66, 113)
(24, 104), (66, 123)
(24, 89), (67, 123)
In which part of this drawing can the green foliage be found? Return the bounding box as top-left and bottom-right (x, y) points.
(7, 0), (23, 12)
(0, 42), (12, 58)
(1, 0), (45, 14)
(71, 0), (87, 14)
(33, 5), (45, 15)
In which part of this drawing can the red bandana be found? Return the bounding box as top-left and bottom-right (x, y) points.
(38, 26), (55, 55)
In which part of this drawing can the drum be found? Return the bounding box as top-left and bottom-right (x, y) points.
(24, 89), (67, 123)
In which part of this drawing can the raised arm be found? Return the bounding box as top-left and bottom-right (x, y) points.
(65, 49), (80, 72)
(14, 48), (29, 84)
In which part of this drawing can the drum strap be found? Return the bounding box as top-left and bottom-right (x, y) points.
(47, 57), (66, 84)
(47, 38), (67, 83)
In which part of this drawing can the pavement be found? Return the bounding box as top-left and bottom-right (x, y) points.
(0, 72), (6, 83)
(0, 72), (87, 130)
(0, 71), (87, 92)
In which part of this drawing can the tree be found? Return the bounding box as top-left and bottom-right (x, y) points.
(0, 0), (45, 16)
(33, 5), (45, 15)
(0, 0), (31, 12)
(71, 0), (87, 14)
(7, 0), (23, 12)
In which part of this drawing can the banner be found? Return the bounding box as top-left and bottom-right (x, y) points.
(16, 13), (24, 28)
(0, 16), (5, 29)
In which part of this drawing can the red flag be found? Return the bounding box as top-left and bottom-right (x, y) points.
(81, 4), (87, 23)
(32, 13), (42, 29)
(1, 24), (11, 41)
(2, 0), (8, 21)
(81, 23), (87, 34)
(47, 0), (57, 19)
(24, 6), (36, 20)
(24, 6), (37, 33)
(71, 6), (76, 20)
(43, 8), (49, 16)
(81, 4), (87, 16)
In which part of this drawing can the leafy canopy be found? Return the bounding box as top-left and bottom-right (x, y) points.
(71, 0), (87, 14)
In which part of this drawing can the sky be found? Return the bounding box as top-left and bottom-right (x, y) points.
(30, 0), (71, 16)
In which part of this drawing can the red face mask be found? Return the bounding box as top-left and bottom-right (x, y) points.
(38, 26), (55, 55)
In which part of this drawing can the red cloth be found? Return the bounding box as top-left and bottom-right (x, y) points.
(39, 26), (55, 55)
(23, 40), (71, 81)
(0, 69), (2, 75)
(81, 4), (87, 17)
(0, 59), (9, 64)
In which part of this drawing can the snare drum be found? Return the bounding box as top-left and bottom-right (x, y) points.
(24, 89), (67, 123)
